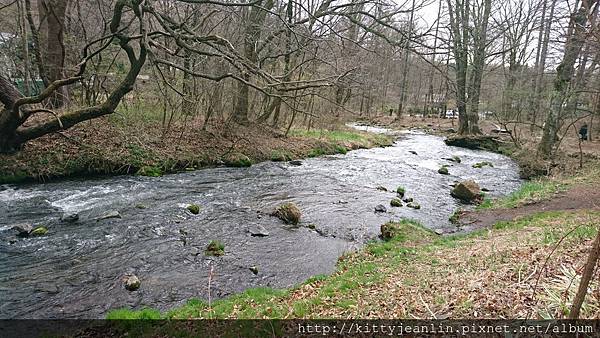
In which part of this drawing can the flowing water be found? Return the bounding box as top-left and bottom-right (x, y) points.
(0, 127), (522, 318)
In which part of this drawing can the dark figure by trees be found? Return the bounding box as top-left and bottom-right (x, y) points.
(579, 124), (588, 141)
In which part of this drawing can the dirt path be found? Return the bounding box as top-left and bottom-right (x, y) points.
(457, 184), (600, 232)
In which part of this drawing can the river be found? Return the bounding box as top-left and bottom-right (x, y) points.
(0, 127), (522, 318)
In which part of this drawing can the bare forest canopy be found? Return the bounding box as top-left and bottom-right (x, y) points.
(0, 0), (598, 157)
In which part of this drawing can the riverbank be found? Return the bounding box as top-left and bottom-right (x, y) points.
(105, 159), (600, 325)
(0, 118), (392, 184)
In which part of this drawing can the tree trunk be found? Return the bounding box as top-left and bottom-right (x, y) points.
(38, 0), (70, 107)
(539, 0), (597, 156)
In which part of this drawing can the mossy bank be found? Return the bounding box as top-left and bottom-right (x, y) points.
(0, 119), (392, 184)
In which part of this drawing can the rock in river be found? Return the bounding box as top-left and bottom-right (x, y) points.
(97, 210), (122, 221)
(123, 274), (141, 291)
(61, 213), (79, 223)
(273, 202), (301, 225)
(289, 160), (303, 166)
(375, 204), (387, 213)
(451, 180), (482, 203)
(247, 224), (269, 237)
(12, 224), (33, 237)
(30, 226), (48, 236)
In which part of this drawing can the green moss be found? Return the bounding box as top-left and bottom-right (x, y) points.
(270, 150), (293, 162)
(30, 226), (48, 236)
(187, 204), (200, 215)
(334, 145), (348, 154)
(449, 209), (463, 224)
(136, 165), (163, 177)
(0, 171), (29, 184)
(438, 166), (449, 175)
(205, 240), (225, 256)
(106, 308), (161, 320)
(472, 161), (494, 169)
(223, 153), (252, 167)
(390, 198), (403, 207)
(396, 186), (406, 196)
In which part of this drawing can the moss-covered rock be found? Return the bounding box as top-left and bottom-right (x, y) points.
(206, 240), (225, 256)
(438, 166), (449, 175)
(223, 153), (252, 167)
(472, 161), (494, 169)
(380, 222), (403, 240)
(445, 135), (500, 152)
(123, 274), (141, 291)
(396, 186), (406, 197)
(407, 202), (421, 209)
(187, 204), (200, 215)
(273, 202), (301, 225)
(390, 198), (403, 207)
(30, 226), (48, 236)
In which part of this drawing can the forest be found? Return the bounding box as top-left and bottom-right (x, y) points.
(0, 0), (599, 336)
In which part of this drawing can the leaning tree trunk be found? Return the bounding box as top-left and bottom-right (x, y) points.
(539, 0), (597, 156)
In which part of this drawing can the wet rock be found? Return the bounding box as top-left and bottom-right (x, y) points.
(12, 224), (33, 237)
(445, 155), (461, 163)
(205, 240), (225, 256)
(289, 160), (303, 166)
(375, 204), (387, 213)
(123, 274), (141, 291)
(61, 213), (79, 223)
(30, 226), (48, 236)
(98, 210), (121, 221)
(273, 202), (301, 225)
(8, 238), (17, 244)
(409, 150), (418, 155)
(407, 202), (421, 210)
(438, 166), (449, 175)
(135, 204), (147, 209)
(451, 180), (482, 203)
(307, 224), (317, 230)
(472, 161), (494, 169)
(249, 266), (259, 275)
(376, 186), (388, 192)
(390, 198), (403, 207)
(445, 128), (457, 133)
(445, 135), (500, 152)
(402, 197), (413, 203)
(337, 200), (348, 204)
(396, 186), (406, 197)
(187, 204), (201, 215)
(481, 187), (491, 192)
(248, 224), (269, 237)
(433, 229), (445, 235)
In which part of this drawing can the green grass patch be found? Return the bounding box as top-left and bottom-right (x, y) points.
(478, 180), (565, 209)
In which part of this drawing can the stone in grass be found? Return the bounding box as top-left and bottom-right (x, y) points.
(123, 274), (141, 291)
(438, 166), (449, 175)
(390, 198), (403, 207)
(187, 204), (201, 215)
(205, 240), (225, 257)
(380, 222), (404, 240)
(273, 203), (301, 225)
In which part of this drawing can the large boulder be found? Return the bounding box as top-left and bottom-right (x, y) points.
(451, 180), (482, 203)
(445, 135), (500, 152)
(273, 202), (301, 225)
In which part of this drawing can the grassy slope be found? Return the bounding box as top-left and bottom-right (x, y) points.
(0, 121), (392, 184)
